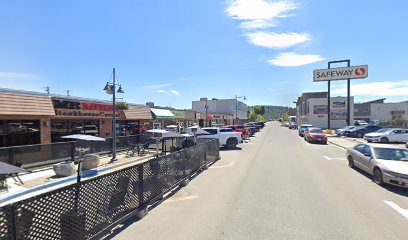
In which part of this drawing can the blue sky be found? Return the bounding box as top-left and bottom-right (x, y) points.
(1, 0), (407, 109)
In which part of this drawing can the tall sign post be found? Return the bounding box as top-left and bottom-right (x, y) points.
(313, 62), (368, 129)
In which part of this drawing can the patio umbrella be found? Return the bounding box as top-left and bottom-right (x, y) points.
(185, 126), (210, 135)
(61, 134), (106, 141)
(147, 129), (184, 138)
(0, 162), (28, 175)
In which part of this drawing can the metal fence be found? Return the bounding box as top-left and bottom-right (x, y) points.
(0, 134), (197, 169)
(0, 139), (219, 240)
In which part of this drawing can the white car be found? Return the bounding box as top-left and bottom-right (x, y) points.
(199, 127), (242, 148)
(354, 120), (368, 126)
(364, 128), (408, 143)
(347, 143), (408, 188)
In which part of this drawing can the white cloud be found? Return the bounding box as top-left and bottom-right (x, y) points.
(157, 89), (180, 96)
(239, 19), (277, 29)
(268, 52), (324, 67)
(226, 0), (297, 20)
(143, 83), (173, 89)
(246, 32), (310, 49)
(157, 89), (169, 94)
(170, 90), (180, 96)
(332, 80), (408, 97)
(0, 71), (38, 80)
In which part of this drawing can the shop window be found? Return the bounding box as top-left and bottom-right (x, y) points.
(51, 120), (100, 142)
(0, 120), (40, 147)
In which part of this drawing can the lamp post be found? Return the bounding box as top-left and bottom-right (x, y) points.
(103, 68), (124, 163)
(205, 99), (209, 127)
(235, 95), (246, 125)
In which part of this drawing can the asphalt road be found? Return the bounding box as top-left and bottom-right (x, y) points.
(109, 122), (408, 240)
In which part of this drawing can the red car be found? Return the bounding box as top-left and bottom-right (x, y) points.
(304, 128), (327, 144)
(224, 125), (252, 138)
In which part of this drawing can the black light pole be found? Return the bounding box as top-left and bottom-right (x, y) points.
(103, 68), (124, 163)
(205, 99), (208, 127)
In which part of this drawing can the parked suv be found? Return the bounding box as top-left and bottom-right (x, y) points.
(345, 125), (382, 138)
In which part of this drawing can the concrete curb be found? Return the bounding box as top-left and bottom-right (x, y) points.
(327, 139), (348, 150)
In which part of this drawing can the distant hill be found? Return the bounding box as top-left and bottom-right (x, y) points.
(249, 105), (289, 120)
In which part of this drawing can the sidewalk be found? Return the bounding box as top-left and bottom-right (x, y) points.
(1, 149), (158, 205)
(327, 135), (405, 150)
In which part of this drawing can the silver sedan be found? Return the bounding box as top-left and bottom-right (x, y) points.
(346, 143), (408, 188)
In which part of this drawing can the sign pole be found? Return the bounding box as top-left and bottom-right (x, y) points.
(347, 60), (351, 126)
(314, 61), (367, 129)
(327, 63), (331, 130)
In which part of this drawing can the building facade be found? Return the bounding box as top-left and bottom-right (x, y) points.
(296, 92), (354, 129)
(192, 98), (248, 125)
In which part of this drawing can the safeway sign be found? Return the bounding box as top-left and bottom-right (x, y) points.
(313, 65), (368, 82)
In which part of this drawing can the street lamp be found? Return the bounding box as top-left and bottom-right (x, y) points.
(235, 95), (246, 125)
(103, 68), (124, 163)
(205, 99), (209, 127)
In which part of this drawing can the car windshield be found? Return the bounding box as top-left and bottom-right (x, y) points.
(374, 148), (408, 161)
(310, 129), (324, 133)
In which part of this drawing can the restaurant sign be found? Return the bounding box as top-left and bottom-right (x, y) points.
(53, 99), (120, 118)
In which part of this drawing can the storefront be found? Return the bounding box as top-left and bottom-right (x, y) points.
(121, 105), (153, 135)
(51, 97), (123, 142)
(150, 108), (176, 129)
(0, 91), (55, 147)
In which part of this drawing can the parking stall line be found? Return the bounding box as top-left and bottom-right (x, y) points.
(384, 200), (408, 220)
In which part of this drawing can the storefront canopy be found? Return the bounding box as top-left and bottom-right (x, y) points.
(0, 91), (55, 116)
(151, 108), (176, 120)
(124, 107), (152, 120)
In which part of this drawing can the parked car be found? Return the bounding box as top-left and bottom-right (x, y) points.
(364, 128), (408, 143)
(249, 121), (265, 128)
(298, 124), (313, 137)
(354, 120), (369, 126)
(304, 128), (327, 144)
(83, 125), (98, 136)
(199, 127), (243, 148)
(244, 123), (261, 132)
(347, 143), (408, 187)
(244, 126), (257, 135)
(335, 126), (356, 136)
(345, 125), (382, 138)
(224, 125), (252, 138)
(289, 122), (298, 129)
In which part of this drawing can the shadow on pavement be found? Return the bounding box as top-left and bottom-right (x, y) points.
(220, 147), (242, 151)
(351, 167), (408, 197)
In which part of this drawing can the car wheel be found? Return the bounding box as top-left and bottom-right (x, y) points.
(373, 168), (384, 186)
(357, 133), (363, 138)
(380, 137), (389, 143)
(226, 138), (238, 149)
(347, 155), (354, 168)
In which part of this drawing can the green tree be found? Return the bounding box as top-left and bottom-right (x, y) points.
(282, 113), (289, 122)
(248, 110), (257, 121)
(253, 105), (265, 116)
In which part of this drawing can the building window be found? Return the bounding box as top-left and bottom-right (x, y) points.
(51, 120), (100, 142)
(0, 120), (41, 147)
